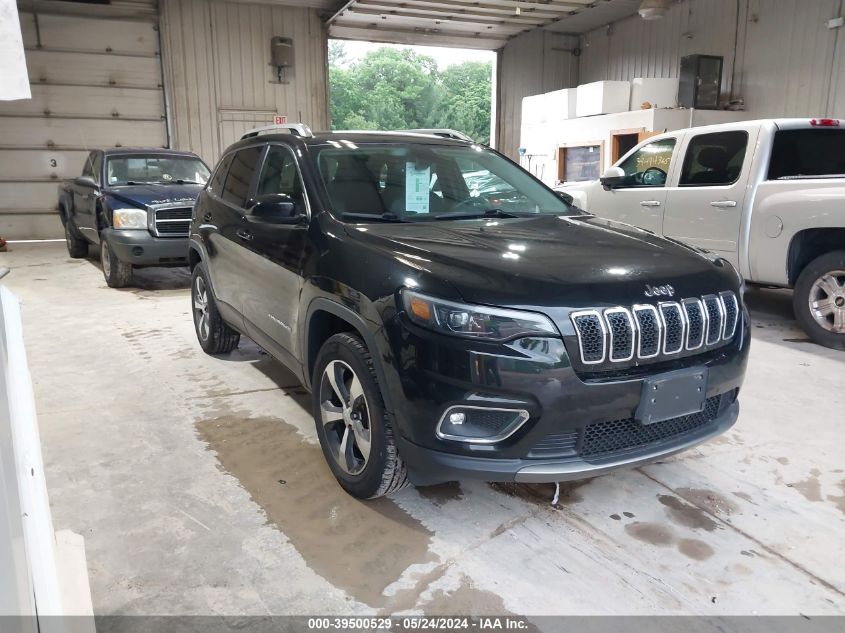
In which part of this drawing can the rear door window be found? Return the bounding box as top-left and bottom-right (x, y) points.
(222, 146), (263, 207)
(208, 153), (234, 196)
(768, 128), (845, 179)
(680, 131), (748, 186)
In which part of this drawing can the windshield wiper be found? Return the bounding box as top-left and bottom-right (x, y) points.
(340, 212), (408, 223)
(152, 179), (202, 185)
(430, 209), (523, 221)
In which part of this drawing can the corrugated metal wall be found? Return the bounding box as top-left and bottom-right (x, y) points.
(578, 0), (844, 117)
(159, 0), (329, 166)
(497, 30), (580, 160)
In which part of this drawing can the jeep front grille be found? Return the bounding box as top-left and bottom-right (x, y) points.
(570, 291), (739, 367)
(153, 207), (192, 237)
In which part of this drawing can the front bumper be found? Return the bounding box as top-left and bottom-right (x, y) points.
(103, 229), (189, 267)
(397, 400), (738, 484)
(383, 312), (750, 486)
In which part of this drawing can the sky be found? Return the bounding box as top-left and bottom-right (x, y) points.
(330, 39), (496, 69)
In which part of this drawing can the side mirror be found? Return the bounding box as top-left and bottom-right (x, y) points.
(75, 176), (97, 188)
(600, 166), (626, 190)
(249, 193), (303, 224)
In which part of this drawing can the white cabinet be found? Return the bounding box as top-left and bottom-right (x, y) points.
(575, 81), (631, 117)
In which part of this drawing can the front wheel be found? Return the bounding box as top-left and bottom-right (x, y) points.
(312, 333), (409, 499)
(100, 237), (133, 288)
(793, 250), (845, 350)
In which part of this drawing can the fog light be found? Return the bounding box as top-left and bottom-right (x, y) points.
(436, 406), (530, 444)
(132, 246), (144, 257)
(449, 412), (466, 425)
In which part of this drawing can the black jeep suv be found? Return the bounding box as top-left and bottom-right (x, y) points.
(189, 127), (749, 499)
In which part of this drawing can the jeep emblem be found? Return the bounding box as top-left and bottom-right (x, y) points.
(645, 284), (675, 298)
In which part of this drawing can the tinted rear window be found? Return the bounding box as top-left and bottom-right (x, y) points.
(768, 129), (845, 179)
(222, 147), (263, 206)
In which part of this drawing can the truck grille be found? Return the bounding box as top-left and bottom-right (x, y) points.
(570, 291), (739, 368)
(153, 207), (192, 238)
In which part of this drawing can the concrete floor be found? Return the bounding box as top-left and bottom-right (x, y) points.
(2, 241), (844, 617)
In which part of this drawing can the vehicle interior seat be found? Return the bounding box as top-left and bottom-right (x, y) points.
(326, 156), (385, 214)
(689, 147), (731, 184)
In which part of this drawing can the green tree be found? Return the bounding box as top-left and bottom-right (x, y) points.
(436, 61), (492, 144)
(328, 42), (492, 143)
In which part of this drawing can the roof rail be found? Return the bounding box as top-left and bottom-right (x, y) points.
(403, 129), (474, 142)
(241, 123), (314, 140)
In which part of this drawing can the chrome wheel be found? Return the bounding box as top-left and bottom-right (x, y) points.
(808, 270), (845, 334)
(193, 275), (210, 341)
(100, 240), (111, 278)
(319, 360), (371, 475)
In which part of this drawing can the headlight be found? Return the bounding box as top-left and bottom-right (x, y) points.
(401, 289), (559, 341)
(112, 208), (148, 230)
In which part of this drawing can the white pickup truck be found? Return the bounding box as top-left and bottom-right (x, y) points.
(560, 118), (845, 350)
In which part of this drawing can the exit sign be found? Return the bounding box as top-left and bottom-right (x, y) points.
(274, 115), (287, 125)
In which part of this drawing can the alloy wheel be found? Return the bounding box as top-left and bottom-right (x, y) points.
(193, 275), (210, 341)
(319, 360), (372, 475)
(808, 270), (845, 333)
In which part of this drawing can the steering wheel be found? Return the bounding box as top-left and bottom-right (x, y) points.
(641, 167), (667, 186)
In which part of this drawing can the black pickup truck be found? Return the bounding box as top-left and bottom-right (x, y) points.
(59, 148), (211, 287)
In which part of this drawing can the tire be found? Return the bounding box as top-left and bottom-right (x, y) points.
(312, 333), (409, 499)
(64, 217), (88, 258)
(191, 264), (240, 355)
(793, 250), (845, 351)
(100, 236), (133, 288)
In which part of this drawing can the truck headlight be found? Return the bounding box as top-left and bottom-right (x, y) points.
(401, 289), (559, 341)
(112, 208), (148, 230)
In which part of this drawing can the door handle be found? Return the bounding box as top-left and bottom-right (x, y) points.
(711, 200), (737, 208)
(236, 229), (254, 242)
(640, 200), (662, 207)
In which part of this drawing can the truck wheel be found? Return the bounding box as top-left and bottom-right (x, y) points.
(793, 250), (845, 350)
(100, 237), (133, 288)
(312, 333), (409, 499)
(191, 265), (240, 354)
(64, 219), (88, 259)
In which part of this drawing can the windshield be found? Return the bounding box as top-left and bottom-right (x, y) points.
(106, 155), (211, 186)
(314, 143), (576, 222)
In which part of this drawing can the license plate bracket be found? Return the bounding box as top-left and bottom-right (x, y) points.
(636, 367), (709, 425)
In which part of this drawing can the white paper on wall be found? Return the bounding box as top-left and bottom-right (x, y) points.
(405, 163), (430, 214)
(0, 0), (31, 101)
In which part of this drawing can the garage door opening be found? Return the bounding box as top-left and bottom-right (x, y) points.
(328, 40), (496, 145)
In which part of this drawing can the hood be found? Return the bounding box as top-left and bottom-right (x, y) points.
(345, 214), (738, 310)
(104, 183), (203, 210)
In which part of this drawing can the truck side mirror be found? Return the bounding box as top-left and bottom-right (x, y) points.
(600, 167), (626, 190)
(75, 176), (97, 188)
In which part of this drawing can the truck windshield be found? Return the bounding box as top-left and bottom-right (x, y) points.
(314, 143), (577, 222)
(106, 155), (211, 186)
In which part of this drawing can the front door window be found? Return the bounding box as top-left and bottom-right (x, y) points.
(616, 139), (677, 188)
